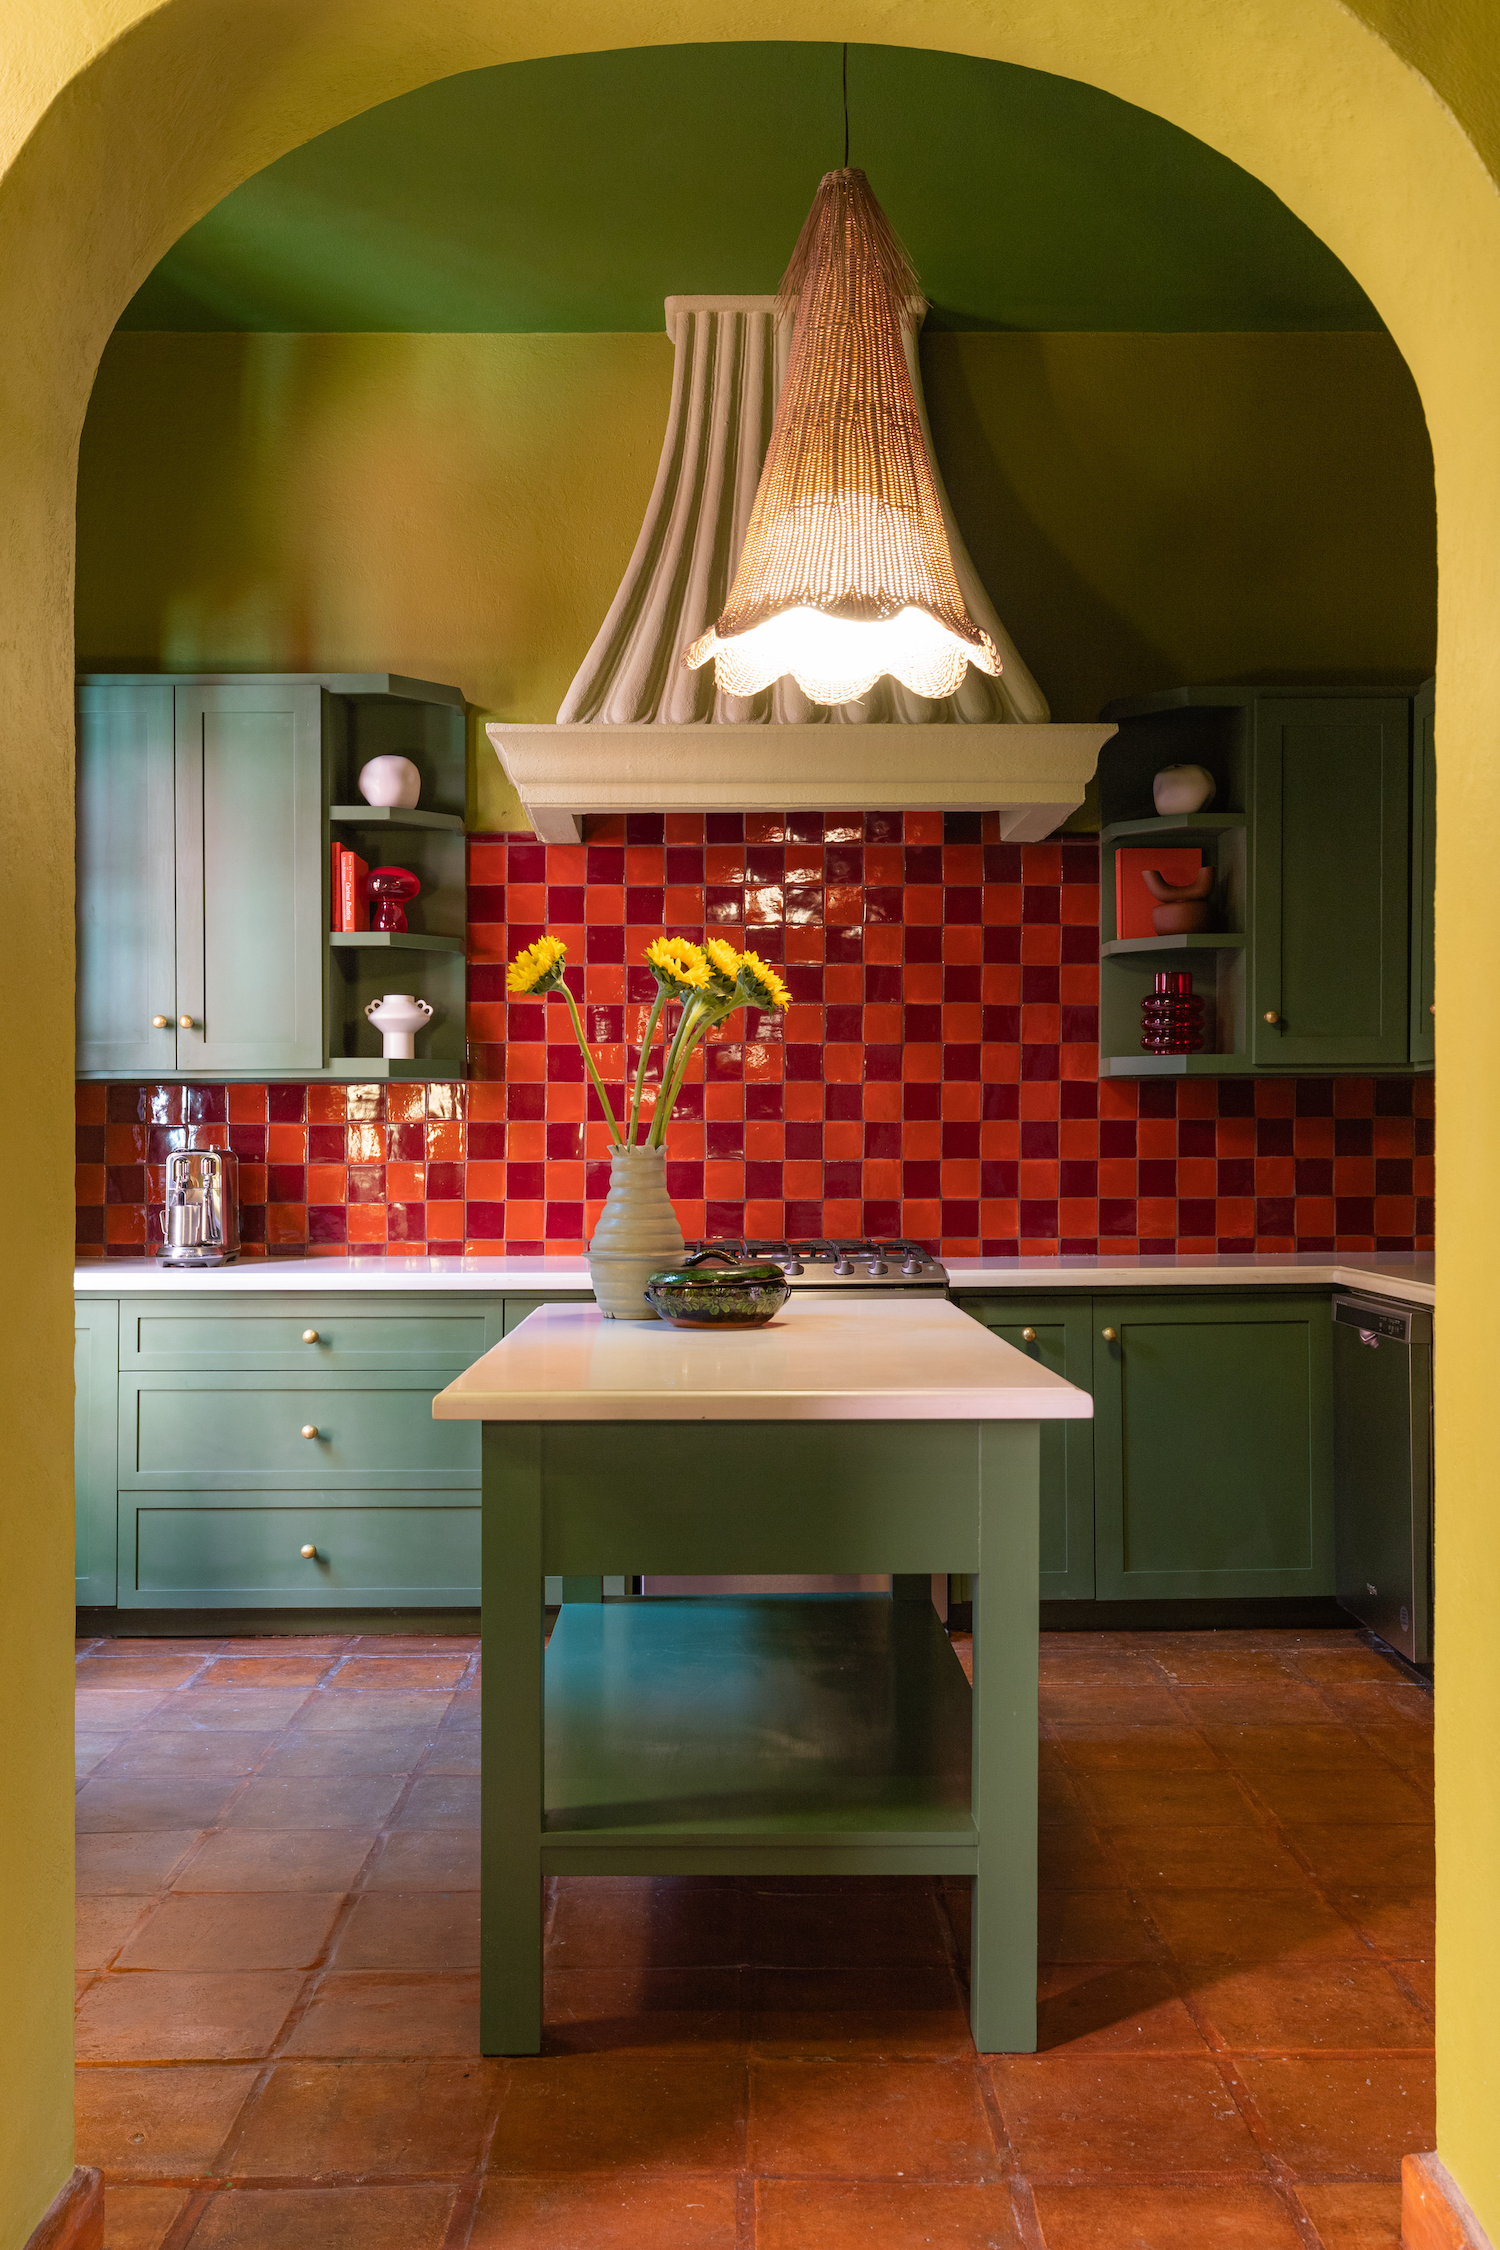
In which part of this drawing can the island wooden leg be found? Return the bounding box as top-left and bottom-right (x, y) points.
(481, 1423), (545, 2056)
(969, 1420), (1041, 2054)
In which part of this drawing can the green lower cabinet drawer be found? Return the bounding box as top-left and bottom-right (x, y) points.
(1092, 1292), (1334, 1599)
(119, 1298), (504, 1371)
(123, 1498), (481, 1606)
(952, 1294), (1095, 1599)
(122, 1376), (479, 1488)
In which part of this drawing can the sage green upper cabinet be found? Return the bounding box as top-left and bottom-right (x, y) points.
(76, 682), (178, 1076)
(75, 672), (468, 1080)
(1251, 697), (1411, 1068)
(1410, 678), (1436, 1066)
(175, 683), (326, 1073)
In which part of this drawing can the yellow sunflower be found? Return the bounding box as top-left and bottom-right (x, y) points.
(737, 949), (792, 1011)
(646, 934), (711, 992)
(704, 936), (741, 982)
(507, 933), (568, 996)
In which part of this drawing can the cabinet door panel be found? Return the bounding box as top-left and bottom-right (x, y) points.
(76, 1299), (120, 1604)
(952, 1295), (1094, 1598)
(76, 684), (178, 1075)
(1092, 1294), (1333, 1599)
(1251, 698), (1410, 1066)
(175, 684), (325, 1071)
(124, 1499), (480, 1606)
(122, 1376), (478, 1488)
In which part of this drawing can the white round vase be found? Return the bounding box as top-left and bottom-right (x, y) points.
(364, 992), (433, 1058)
(358, 755), (422, 809)
(1152, 763), (1217, 816)
(588, 1144), (685, 1320)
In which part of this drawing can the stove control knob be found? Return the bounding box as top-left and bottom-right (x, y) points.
(868, 1259), (888, 1276)
(783, 1257), (804, 1276)
(834, 1257), (853, 1276)
(902, 1254), (920, 1275)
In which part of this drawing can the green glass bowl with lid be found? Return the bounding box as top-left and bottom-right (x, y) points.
(643, 1248), (791, 1329)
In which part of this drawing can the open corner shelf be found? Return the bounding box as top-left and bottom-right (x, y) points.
(1101, 932), (1246, 959)
(1099, 1051), (1252, 1078)
(1101, 812), (1247, 842)
(329, 804), (465, 835)
(323, 1056), (467, 1082)
(329, 930), (466, 956)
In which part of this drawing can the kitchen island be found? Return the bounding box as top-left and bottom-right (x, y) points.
(432, 1294), (1090, 2056)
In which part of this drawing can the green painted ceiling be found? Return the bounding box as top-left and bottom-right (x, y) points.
(122, 43), (1380, 335)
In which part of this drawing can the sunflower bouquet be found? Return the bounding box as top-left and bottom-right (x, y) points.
(506, 932), (791, 1147)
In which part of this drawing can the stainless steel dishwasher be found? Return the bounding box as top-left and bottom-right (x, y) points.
(1332, 1294), (1434, 1663)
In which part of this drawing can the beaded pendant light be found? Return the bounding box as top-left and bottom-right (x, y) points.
(685, 167), (1001, 707)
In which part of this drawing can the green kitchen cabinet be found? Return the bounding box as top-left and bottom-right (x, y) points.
(1091, 1291), (1334, 1600)
(75, 671), (468, 1081)
(1097, 685), (1430, 1076)
(953, 1294), (1096, 1597)
(1410, 677), (1436, 1066)
(75, 1298), (120, 1604)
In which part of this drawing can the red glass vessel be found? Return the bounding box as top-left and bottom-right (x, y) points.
(1140, 968), (1205, 1055)
(367, 865), (420, 933)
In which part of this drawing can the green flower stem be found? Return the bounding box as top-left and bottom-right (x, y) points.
(559, 982), (623, 1145)
(652, 1000), (738, 1147)
(648, 994), (700, 1146)
(627, 984), (669, 1146)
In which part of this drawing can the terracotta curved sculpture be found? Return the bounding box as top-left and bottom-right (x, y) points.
(1143, 865), (1214, 935)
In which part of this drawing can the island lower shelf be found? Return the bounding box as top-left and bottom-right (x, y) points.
(540, 1594), (978, 1876)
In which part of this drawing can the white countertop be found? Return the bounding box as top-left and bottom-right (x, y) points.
(431, 1297), (1095, 1424)
(72, 1249), (1433, 1308)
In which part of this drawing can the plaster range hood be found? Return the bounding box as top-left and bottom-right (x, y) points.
(488, 296), (1114, 841)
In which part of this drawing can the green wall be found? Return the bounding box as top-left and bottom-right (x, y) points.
(76, 326), (1436, 828)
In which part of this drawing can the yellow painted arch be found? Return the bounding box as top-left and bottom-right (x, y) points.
(3, 3), (1496, 2239)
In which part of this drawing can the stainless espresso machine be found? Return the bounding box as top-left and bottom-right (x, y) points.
(158, 1146), (240, 1266)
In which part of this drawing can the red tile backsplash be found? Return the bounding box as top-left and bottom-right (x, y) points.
(76, 812), (1434, 1259)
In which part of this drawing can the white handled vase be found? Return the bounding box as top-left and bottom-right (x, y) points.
(588, 1144), (685, 1319)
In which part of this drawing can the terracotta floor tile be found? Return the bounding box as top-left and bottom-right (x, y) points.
(281, 1971), (479, 2057)
(74, 1691), (172, 1732)
(422, 1730), (480, 1776)
(76, 1732), (117, 1778)
(295, 1691), (456, 1731)
(1241, 1765), (1431, 1827)
(1037, 1891), (1159, 1966)
(258, 1727), (437, 1777)
(76, 1776), (243, 1833)
(325, 1656), (470, 1689)
(100, 2184), (191, 2250)
(1030, 2182), (1305, 2248)
(173, 1829), (378, 1893)
(1041, 1682), (1189, 1725)
(226, 2057), (503, 2176)
(470, 2173), (738, 2248)
(77, 1831), (203, 1895)
(75, 1971), (305, 2062)
(547, 1878), (746, 1970)
(750, 2055), (996, 2177)
(359, 1830), (480, 1891)
(1074, 1770), (1256, 1828)
(348, 1633), (478, 1654)
(1036, 1965), (1207, 2055)
(1202, 1724), (1371, 1773)
(217, 1636), (354, 1656)
(1357, 1725), (1435, 1782)
(222, 1776), (405, 1830)
(332, 1891), (480, 1970)
(746, 1966), (972, 2057)
(1037, 1751), (1084, 1817)
(1145, 1889), (1369, 1968)
(76, 1895), (154, 1971)
(1038, 1821), (1117, 1892)
(1283, 1826), (1434, 1891)
(77, 1657), (207, 1690)
(756, 2179), (1023, 2247)
(150, 1693), (313, 1734)
(545, 1967), (743, 2053)
(75, 2062), (258, 2175)
(445, 1685), (482, 1721)
(1169, 1684), (1336, 1727)
(1317, 1684), (1434, 1731)
(117, 1891), (345, 1971)
(1148, 1651), (1309, 1686)
(987, 2053), (1262, 2179)
(1191, 1960), (1434, 2052)
(488, 2052), (746, 2172)
(749, 1885), (950, 1969)
(199, 1657), (339, 1687)
(1048, 1725), (1217, 1772)
(1297, 2180), (1403, 2249)
(1285, 1647), (1412, 1685)
(186, 2183), (455, 2250)
(1103, 1824), (1310, 1892)
(1390, 1958), (1434, 2013)
(1040, 1653), (1164, 1685)
(97, 1731), (279, 1777)
(1234, 2056), (1434, 2177)
(389, 1773), (480, 1828)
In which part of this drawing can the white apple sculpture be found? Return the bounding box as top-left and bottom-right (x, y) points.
(358, 756), (422, 809)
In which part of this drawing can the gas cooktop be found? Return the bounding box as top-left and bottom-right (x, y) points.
(690, 1237), (949, 1287)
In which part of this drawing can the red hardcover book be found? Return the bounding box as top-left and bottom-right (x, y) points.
(340, 849), (369, 934)
(331, 842), (346, 931)
(1114, 847), (1203, 940)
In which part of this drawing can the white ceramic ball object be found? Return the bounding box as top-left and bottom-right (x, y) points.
(1152, 763), (1217, 816)
(365, 993), (433, 1059)
(358, 755), (421, 810)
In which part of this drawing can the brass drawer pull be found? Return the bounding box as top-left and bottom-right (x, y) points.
(1102, 1327), (1117, 1342)
(303, 1329), (320, 1344)
(1263, 1010), (1280, 1025)
(178, 1014), (196, 1030)
(1022, 1327), (1037, 1343)
(301, 1424), (319, 1440)
(300, 1543), (318, 1560)
(151, 1014), (169, 1029)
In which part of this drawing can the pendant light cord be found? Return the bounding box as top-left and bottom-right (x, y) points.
(842, 43), (849, 168)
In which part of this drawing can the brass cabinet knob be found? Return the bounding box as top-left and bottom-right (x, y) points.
(300, 1543), (318, 1560)
(151, 1014), (169, 1029)
(178, 1014), (195, 1030)
(1430, 1002), (1436, 1015)
(1102, 1327), (1117, 1342)
(302, 1329), (320, 1344)
(1263, 1010), (1280, 1024)
(1022, 1327), (1037, 1343)
(301, 1424), (319, 1440)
